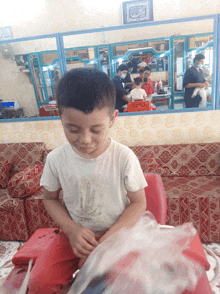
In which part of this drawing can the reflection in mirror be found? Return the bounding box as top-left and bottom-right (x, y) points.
(62, 18), (214, 113)
(0, 38), (61, 120)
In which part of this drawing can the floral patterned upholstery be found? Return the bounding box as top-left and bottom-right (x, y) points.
(130, 143), (220, 242)
(1, 142), (220, 243)
(130, 143), (220, 177)
(0, 142), (48, 178)
(0, 143), (48, 241)
(0, 190), (29, 241)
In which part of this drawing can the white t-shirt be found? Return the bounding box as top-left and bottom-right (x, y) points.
(40, 139), (147, 236)
(130, 88), (147, 102)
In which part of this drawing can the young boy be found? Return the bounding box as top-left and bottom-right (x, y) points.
(130, 77), (147, 102)
(30, 68), (147, 293)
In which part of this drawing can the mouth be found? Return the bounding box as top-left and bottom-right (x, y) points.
(79, 146), (93, 153)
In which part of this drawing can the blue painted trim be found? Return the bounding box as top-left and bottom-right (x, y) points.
(217, 14), (220, 108)
(57, 34), (66, 75)
(59, 15), (218, 37)
(48, 68), (55, 96)
(0, 14), (218, 123)
(211, 16), (217, 109)
(0, 33), (58, 45)
(0, 116), (61, 123)
(170, 38), (174, 109)
(27, 54), (41, 110)
(38, 54), (49, 104)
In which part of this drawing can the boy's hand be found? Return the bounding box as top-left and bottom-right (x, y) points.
(68, 225), (99, 258)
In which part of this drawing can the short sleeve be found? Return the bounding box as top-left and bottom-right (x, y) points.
(40, 154), (61, 191)
(123, 150), (148, 192)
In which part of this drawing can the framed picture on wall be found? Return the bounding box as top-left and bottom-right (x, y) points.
(0, 26), (12, 40)
(122, 0), (153, 25)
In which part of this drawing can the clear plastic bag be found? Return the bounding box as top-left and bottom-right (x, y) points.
(67, 211), (205, 294)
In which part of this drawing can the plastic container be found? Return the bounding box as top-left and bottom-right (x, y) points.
(159, 79), (163, 89)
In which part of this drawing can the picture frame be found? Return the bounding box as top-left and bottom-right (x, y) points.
(123, 0), (153, 24)
(0, 26), (12, 40)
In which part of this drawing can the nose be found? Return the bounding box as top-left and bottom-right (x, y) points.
(79, 130), (92, 145)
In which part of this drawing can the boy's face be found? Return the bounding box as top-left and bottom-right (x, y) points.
(143, 70), (151, 78)
(60, 107), (118, 159)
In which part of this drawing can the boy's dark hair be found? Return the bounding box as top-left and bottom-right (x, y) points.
(127, 62), (134, 69)
(144, 66), (151, 72)
(138, 68), (144, 74)
(134, 77), (143, 86)
(194, 54), (205, 63)
(56, 68), (116, 114)
(117, 64), (129, 72)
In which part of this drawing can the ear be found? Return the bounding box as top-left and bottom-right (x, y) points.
(109, 109), (118, 128)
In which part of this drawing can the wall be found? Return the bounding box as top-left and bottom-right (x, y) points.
(0, 0), (220, 38)
(1, 110), (220, 149)
(1, 0), (220, 147)
(0, 54), (38, 117)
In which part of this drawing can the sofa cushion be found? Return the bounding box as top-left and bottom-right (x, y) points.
(0, 189), (29, 241)
(0, 160), (11, 189)
(140, 153), (165, 175)
(0, 142), (48, 178)
(24, 187), (62, 237)
(130, 142), (220, 177)
(163, 175), (220, 242)
(8, 164), (44, 198)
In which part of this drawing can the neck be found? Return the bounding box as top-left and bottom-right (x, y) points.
(193, 64), (199, 71)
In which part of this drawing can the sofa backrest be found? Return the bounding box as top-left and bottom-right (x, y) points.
(0, 142), (48, 178)
(130, 142), (220, 177)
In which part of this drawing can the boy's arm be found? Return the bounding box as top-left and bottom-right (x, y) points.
(43, 188), (99, 258)
(98, 188), (146, 244)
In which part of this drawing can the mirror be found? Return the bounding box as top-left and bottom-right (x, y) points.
(0, 37), (61, 119)
(62, 18), (214, 113)
(0, 16), (217, 121)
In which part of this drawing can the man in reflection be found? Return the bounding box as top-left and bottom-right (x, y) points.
(139, 66), (155, 106)
(112, 64), (131, 113)
(183, 54), (209, 108)
(121, 62), (134, 87)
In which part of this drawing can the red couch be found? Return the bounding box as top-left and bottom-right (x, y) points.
(0, 142), (58, 241)
(0, 141), (220, 243)
(130, 142), (220, 243)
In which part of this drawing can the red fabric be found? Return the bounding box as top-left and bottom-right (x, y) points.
(140, 153), (165, 175)
(8, 164), (44, 198)
(12, 228), (101, 294)
(142, 78), (154, 95)
(130, 142), (220, 177)
(0, 196), (29, 241)
(144, 173), (167, 225)
(0, 160), (11, 189)
(163, 176), (220, 242)
(0, 142), (47, 178)
(12, 228), (60, 265)
(24, 187), (62, 237)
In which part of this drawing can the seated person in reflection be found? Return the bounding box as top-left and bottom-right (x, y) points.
(112, 64), (131, 113)
(130, 77), (147, 102)
(139, 66), (154, 101)
(32, 68), (147, 293)
(121, 62), (134, 87)
(183, 53), (209, 108)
